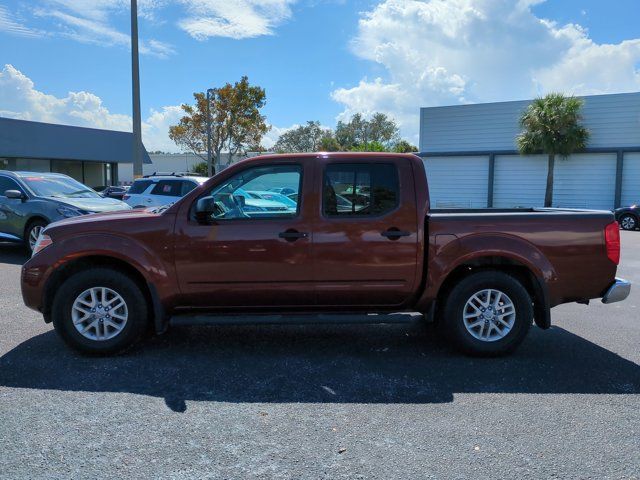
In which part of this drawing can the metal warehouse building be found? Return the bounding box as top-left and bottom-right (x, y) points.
(419, 92), (640, 210)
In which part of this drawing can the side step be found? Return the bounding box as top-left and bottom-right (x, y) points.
(170, 312), (423, 327)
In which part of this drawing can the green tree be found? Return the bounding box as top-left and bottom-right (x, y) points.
(517, 93), (590, 207)
(273, 121), (333, 153)
(169, 76), (269, 176)
(392, 140), (418, 153)
(335, 112), (400, 150)
(348, 141), (388, 152)
(190, 161), (208, 176)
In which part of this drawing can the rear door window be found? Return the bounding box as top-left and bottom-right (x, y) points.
(151, 180), (182, 197)
(128, 180), (153, 194)
(323, 163), (399, 216)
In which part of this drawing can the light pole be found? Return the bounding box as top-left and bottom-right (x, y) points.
(130, 0), (143, 179)
(206, 88), (214, 177)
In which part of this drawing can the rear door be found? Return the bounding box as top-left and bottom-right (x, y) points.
(313, 157), (419, 307)
(174, 159), (314, 308)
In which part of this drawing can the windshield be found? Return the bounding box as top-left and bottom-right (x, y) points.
(22, 175), (101, 199)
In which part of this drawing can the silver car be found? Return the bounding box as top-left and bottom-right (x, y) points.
(0, 171), (131, 252)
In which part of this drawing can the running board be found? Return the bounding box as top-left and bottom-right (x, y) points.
(170, 312), (423, 327)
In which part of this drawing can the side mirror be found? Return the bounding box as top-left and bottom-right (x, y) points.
(194, 196), (217, 225)
(4, 190), (24, 201)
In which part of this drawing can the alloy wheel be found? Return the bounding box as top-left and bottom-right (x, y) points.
(71, 287), (129, 341)
(462, 288), (516, 342)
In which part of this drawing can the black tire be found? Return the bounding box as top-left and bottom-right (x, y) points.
(441, 270), (533, 357)
(24, 219), (48, 253)
(52, 268), (149, 355)
(619, 214), (638, 231)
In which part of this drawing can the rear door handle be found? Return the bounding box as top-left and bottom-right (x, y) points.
(279, 229), (309, 242)
(381, 228), (411, 240)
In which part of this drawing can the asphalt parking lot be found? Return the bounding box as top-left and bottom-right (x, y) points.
(0, 233), (639, 479)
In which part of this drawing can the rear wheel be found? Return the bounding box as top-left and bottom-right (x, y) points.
(52, 268), (149, 355)
(441, 271), (533, 356)
(619, 214), (637, 231)
(25, 219), (48, 253)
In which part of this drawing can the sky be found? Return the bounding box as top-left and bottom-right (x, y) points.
(0, 0), (639, 152)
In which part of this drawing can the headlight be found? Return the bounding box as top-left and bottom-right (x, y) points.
(32, 233), (53, 256)
(57, 206), (85, 217)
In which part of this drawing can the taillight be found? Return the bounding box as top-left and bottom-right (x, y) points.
(604, 221), (620, 265)
(122, 194), (130, 200)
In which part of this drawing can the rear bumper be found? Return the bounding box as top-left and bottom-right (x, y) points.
(601, 277), (631, 304)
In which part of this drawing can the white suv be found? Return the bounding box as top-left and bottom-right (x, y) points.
(123, 174), (208, 208)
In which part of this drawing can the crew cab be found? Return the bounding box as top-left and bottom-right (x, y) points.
(21, 153), (631, 356)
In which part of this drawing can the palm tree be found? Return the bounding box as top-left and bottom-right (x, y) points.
(517, 93), (590, 207)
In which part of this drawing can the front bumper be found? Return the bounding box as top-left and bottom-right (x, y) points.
(601, 277), (631, 304)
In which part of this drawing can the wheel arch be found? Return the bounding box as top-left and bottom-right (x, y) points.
(434, 255), (551, 329)
(23, 215), (50, 240)
(42, 255), (159, 328)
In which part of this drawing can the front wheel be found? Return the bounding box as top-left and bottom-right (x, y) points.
(25, 219), (48, 253)
(52, 268), (149, 355)
(441, 271), (533, 356)
(619, 214), (637, 231)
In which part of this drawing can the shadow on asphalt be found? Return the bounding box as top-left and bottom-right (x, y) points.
(0, 244), (28, 266)
(0, 323), (638, 412)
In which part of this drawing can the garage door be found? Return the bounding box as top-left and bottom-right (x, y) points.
(621, 153), (640, 207)
(553, 153), (617, 210)
(423, 156), (489, 208)
(493, 155), (546, 208)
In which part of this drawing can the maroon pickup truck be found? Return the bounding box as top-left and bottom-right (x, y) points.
(21, 153), (631, 356)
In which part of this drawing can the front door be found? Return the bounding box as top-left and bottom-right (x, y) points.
(0, 175), (28, 240)
(174, 160), (314, 308)
(312, 158), (419, 307)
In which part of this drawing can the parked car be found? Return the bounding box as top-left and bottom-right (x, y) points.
(615, 204), (639, 230)
(268, 187), (297, 196)
(123, 174), (207, 208)
(97, 185), (130, 201)
(22, 153), (630, 356)
(247, 190), (298, 210)
(231, 188), (293, 215)
(0, 171), (131, 252)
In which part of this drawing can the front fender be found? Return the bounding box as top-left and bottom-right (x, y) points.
(22, 233), (178, 321)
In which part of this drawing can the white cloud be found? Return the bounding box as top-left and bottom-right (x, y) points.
(0, 64), (182, 152)
(0, 1), (174, 57)
(178, 0), (297, 39)
(0, 4), (44, 38)
(331, 0), (640, 142)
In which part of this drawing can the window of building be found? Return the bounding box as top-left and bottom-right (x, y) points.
(323, 163), (399, 217)
(15, 158), (51, 172)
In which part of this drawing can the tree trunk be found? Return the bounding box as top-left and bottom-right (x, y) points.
(544, 153), (555, 208)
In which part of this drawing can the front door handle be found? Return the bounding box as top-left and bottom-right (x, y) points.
(279, 229), (309, 242)
(381, 228), (411, 240)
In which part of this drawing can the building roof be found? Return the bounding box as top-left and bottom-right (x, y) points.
(419, 91), (640, 154)
(0, 117), (151, 164)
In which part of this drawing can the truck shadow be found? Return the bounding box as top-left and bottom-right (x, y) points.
(0, 323), (638, 412)
(0, 244), (28, 265)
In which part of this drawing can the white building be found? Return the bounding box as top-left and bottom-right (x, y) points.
(419, 92), (640, 210)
